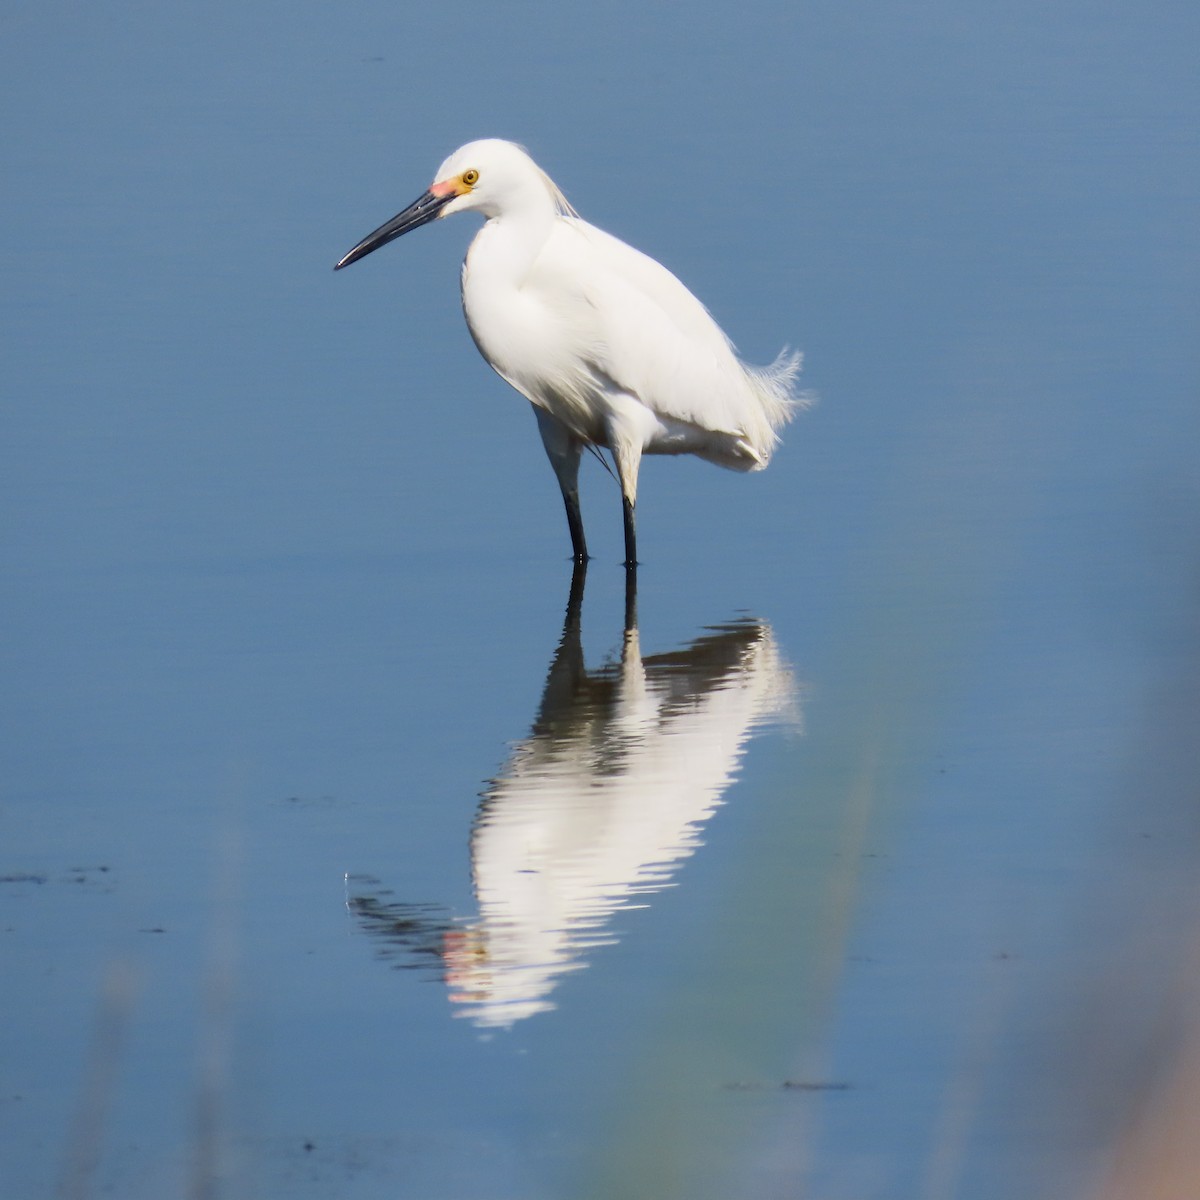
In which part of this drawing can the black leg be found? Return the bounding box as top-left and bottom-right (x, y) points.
(564, 487), (589, 563)
(621, 495), (638, 568)
(533, 407), (589, 563)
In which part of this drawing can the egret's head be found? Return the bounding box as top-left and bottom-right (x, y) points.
(430, 139), (573, 219)
(335, 139), (572, 270)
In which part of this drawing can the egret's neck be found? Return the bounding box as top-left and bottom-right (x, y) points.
(466, 186), (558, 287)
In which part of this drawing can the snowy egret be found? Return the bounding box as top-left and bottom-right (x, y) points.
(335, 139), (806, 565)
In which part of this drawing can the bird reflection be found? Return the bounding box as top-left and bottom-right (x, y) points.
(349, 565), (798, 1028)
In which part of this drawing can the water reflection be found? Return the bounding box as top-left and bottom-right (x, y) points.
(349, 566), (797, 1028)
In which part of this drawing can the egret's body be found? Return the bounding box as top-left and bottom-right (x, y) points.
(335, 139), (805, 565)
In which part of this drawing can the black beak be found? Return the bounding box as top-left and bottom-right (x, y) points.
(334, 189), (453, 270)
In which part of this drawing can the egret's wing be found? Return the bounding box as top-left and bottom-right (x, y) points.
(570, 220), (734, 350)
(535, 218), (798, 460)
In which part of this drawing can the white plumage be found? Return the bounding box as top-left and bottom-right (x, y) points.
(336, 138), (806, 564)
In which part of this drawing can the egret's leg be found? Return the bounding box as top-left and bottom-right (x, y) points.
(622, 496), (638, 570)
(605, 397), (648, 567)
(534, 407), (588, 562)
(610, 441), (643, 568)
(564, 490), (588, 564)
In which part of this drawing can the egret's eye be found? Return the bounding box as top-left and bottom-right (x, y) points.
(462, 169), (480, 187)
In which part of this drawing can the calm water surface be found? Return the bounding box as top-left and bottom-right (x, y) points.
(2, 2), (1198, 1197)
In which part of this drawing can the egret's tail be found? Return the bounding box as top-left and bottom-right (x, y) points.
(740, 348), (811, 468)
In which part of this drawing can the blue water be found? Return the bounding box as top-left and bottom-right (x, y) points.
(2, 2), (1198, 1197)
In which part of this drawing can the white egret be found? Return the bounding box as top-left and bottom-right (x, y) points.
(335, 139), (806, 565)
